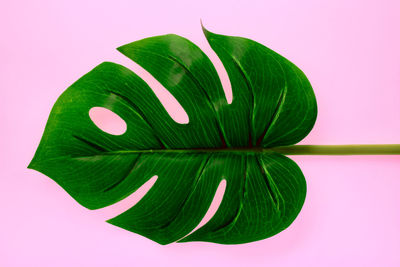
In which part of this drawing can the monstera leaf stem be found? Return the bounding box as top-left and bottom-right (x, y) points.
(272, 144), (400, 155)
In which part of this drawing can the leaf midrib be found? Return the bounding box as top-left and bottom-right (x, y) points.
(75, 148), (278, 157)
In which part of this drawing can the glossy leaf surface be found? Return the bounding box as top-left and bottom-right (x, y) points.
(28, 26), (317, 244)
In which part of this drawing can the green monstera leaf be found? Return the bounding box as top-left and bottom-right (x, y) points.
(28, 26), (317, 245)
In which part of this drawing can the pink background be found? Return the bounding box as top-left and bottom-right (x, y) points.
(2, 0), (400, 266)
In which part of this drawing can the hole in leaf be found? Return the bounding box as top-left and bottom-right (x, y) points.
(178, 179), (226, 241)
(200, 32), (233, 104)
(220, 68), (233, 104)
(94, 175), (158, 221)
(155, 86), (189, 124)
(89, 107), (127, 135)
(114, 58), (189, 124)
(210, 57), (233, 104)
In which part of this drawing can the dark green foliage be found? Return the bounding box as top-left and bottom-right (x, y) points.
(28, 26), (317, 244)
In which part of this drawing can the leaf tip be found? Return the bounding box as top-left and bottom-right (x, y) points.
(116, 44), (127, 54)
(200, 18), (205, 30)
(27, 158), (37, 170)
(200, 20), (213, 38)
(105, 218), (172, 245)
